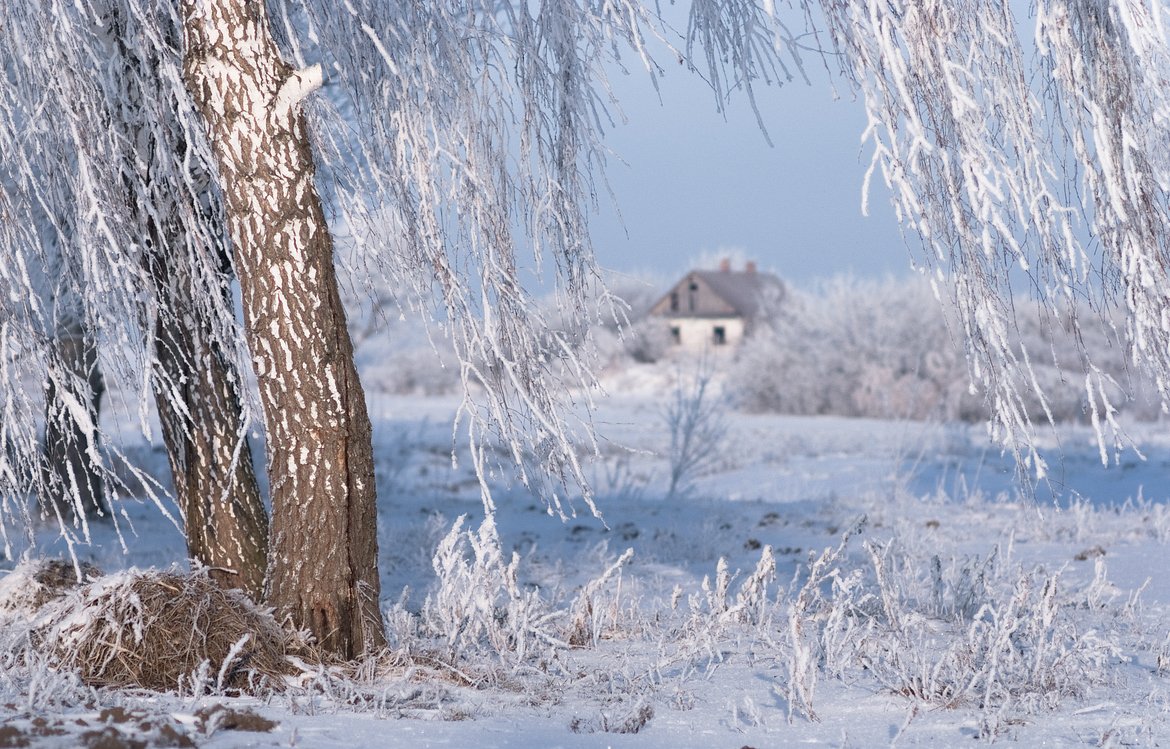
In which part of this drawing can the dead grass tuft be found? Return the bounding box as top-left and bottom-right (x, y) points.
(0, 559), (103, 619)
(31, 561), (103, 604)
(569, 701), (654, 734)
(38, 569), (295, 692)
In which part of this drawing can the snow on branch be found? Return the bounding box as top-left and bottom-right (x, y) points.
(0, 0), (245, 560)
(273, 63), (323, 120)
(283, 0), (812, 518)
(813, 0), (1170, 469)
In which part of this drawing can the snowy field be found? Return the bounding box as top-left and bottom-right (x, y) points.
(3, 375), (1170, 748)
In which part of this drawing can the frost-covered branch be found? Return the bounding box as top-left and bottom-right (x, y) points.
(815, 0), (1170, 470)
(272, 63), (323, 120)
(0, 0), (258, 571)
(284, 0), (809, 515)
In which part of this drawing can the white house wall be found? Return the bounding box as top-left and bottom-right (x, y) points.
(668, 316), (744, 350)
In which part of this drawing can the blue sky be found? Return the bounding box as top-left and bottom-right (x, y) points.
(590, 32), (913, 285)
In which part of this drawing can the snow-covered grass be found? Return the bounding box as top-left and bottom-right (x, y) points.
(2, 390), (1170, 747)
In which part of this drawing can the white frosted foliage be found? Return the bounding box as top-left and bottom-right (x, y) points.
(5, 0), (1160, 585)
(816, 0), (1170, 466)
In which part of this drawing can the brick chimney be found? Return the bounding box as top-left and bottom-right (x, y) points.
(719, 258), (731, 272)
(745, 260), (757, 274)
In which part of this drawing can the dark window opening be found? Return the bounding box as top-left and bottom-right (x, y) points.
(670, 292), (679, 312)
(688, 281), (698, 312)
(670, 326), (681, 344)
(713, 326), (726, 345)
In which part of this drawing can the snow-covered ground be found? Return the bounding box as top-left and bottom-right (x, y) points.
(4, 381), (1170, 747)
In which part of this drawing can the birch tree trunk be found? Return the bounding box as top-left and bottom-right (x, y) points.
(99, 3), (269, 602)
(181, 0), (385, 656)
(147, 240), (269, 601)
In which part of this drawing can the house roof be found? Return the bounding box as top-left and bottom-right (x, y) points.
(690, 270), (784, 317)
(648, 266), (785, 319)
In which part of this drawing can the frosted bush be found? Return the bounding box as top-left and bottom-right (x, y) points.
(685, 548), (778, 630)
(0, 649), (92, 715)
(733, 275), (1149, 424)
(775, 536), (1120, 727)
(420, 516), (563, 664)
(568, 548), (635, 647)
(851, 542), (1115, 711)
(732, 276), (973, 421)
(727, 546), (777, 627)
(569, 700), (655, 735)
(649, 547), (784, 685)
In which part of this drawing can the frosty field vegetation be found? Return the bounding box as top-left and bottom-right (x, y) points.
(2, 375), (1169, 748)
(8, 0), (1170, 745)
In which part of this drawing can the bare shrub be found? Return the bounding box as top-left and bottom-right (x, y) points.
(35, 569), (294, 691)
(663, 364), (728, 499)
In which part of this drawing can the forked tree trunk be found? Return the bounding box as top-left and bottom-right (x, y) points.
(99, 3), (269, 601)
(181, 0), (385, 657)
(41, 318), (108, 522)
(147, 242), (269, 601)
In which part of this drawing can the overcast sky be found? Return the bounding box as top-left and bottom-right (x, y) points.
(590, 34), (914, 286)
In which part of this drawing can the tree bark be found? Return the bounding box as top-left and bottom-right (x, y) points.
(99, 3), (270, 601)
(181, 0), (385, 657)
(41, 318), (108, 522)
(148, 241), (269, 601)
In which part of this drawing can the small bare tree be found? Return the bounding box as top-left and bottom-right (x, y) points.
(664, 363), (729, 499)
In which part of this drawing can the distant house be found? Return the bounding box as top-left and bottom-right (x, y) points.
(648, 259), (784, 349)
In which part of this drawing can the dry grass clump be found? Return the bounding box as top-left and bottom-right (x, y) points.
(0, 559), (102, 619)
(38, 568), (295, 691)
(32, 560), (102, 591)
